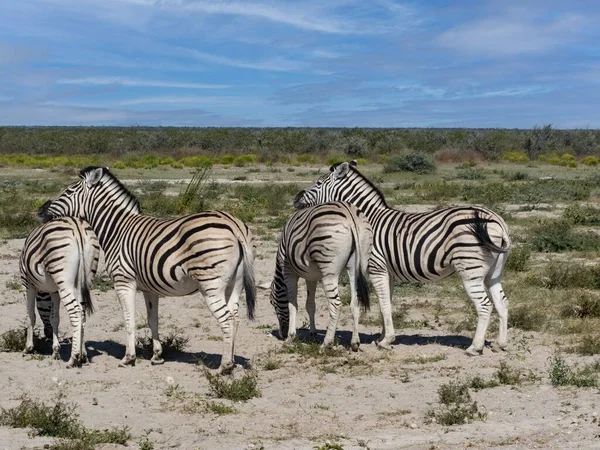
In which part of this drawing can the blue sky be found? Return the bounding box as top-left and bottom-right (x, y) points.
(0, 0), (598, 127)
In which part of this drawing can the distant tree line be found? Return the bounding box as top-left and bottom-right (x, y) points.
(0, 125), (597, 160)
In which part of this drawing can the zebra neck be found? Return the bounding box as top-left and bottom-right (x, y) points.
(86, 180), (141, 251)
(345, 175), (389, 219)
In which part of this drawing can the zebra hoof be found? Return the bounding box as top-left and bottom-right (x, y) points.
(52, 352), (61, 361)
(351, 342), (360, 352)
(219, 363), (234, 375)
(490, 342), (507, 353)
(465, 346), (483, 357)
(23, 345), (34, 355)
(151, 357), (165, 365)
(375, 340), (394, 350)
(118, 355), (136, 367)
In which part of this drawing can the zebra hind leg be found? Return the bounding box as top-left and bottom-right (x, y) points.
(459, 270), (493, 356)
(305, 280), (318, 341)
(35, 292), (53, 340)
(143, 291), (163, 365)
(321, 275), (342, 348)
(49, 293), (61, 360)
(24, 288), (37, 354)
(485, 252), (509, 352)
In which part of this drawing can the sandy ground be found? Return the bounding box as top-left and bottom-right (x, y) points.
(2, 232), (600, 450)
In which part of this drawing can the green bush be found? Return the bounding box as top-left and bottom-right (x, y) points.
(582, 156), (599, 166)
(529, 220), (600, 252)
(503, 151), (529, 163)
(539, 262), (600, 290)
(505, 246), (531, 272)
(383, 152), (436, 174)
(563, 204), (600, 225)
(180, 155), (212, 168)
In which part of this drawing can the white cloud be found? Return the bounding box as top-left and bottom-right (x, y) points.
(119, 95), (261, 106)
(56, 76), (231, 89)
(438, 13), (588, 56)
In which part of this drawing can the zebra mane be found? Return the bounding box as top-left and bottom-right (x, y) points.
(80, 166), (141, 213)
(331, 161), (389, 209)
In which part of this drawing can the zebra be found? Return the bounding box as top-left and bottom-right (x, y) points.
(20, 215), (100, 367)
(270, 202), (373, 351)
(38, 166), (256, 373)
(293, 160), (511, 356)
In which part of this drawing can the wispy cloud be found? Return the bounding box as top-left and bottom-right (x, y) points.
(119, 95), (262, 106)
(57, 77), (231, 89)
(438, 12), (588, 56)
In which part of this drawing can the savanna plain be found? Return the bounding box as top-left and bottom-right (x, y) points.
(3, 146), (600, 449)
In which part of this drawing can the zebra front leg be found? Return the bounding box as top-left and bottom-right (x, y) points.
(284, 272), (299, 342)
(50, 293), (61, 360)
(322, 276), (342, 348)
(305, 280), (318, 340)
(115, 281), (138, 367)
(460, 274), (493, 356)
(370, 271), (395, 349)
(143, 291), (163, 365)
(23, 289), (37, 355)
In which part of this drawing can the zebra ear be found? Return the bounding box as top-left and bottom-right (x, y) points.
(85, 167), (104, 188)
(333, 162), (350, 180)
(350, 159), (358, 167)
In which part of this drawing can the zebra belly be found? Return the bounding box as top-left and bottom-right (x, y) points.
(289, 260), (324, 282)
(136, 277), (199, 297)
(31, 274), (58, 294)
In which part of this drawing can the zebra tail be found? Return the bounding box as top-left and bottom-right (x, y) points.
(77, 239), (94, 316)
(471, 211), (509, 254)
(353, 230), (371, 312)
(240, 237), (256, 320)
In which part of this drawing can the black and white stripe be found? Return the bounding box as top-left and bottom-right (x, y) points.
(270, 202), (372, 350)
(20, 216), (100, 367)
(294, 161), (511, 355)
(39, 166), (255, 372)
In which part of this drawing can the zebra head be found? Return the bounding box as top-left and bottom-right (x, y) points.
(293, 160), (357, 210)
(38, 166), (108, 222)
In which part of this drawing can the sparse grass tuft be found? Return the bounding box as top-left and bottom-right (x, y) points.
(505, 246), (531, 272)
(91, 276), (114, 292)
(560, 291), (600, 319)
(508, 305), (546, 331)
(281, 339), (346, 359)
(0, 394), (131, 449)
(495, 361), (523, 385)
(314, 443), (344, 450)
(427, 381), (486, 426)
(0, 327), (27, 352)
(136, 327), (190, 359)
(548, 354), (598, 387)
(205, 402), (236, 415)
(204, 370), (261, 402)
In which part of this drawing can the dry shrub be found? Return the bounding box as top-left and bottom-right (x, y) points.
(433, 148), (485, 164)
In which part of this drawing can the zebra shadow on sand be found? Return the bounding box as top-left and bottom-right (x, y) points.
(53, 339), (251, 369)
(272, 328), (476, 350)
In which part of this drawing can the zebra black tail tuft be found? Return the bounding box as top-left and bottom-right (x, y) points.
(356, 269), (370, 312)
(81, 281), (94, 315)
(471, 211), (509, 254)
(76, 234), (94, 315)
(240, 240), (256, 321)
